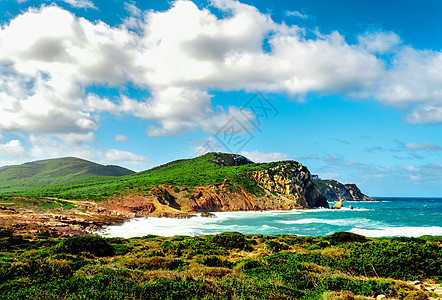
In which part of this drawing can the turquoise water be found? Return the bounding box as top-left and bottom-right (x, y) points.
(98, 198), (442, 238)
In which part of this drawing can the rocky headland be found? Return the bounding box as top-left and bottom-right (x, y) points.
(0, 153), (378, 236)
(313, 179), (376, 202)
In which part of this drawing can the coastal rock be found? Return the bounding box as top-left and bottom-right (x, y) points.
(201, 212), (216, 218)
(313, 179), (375, 202)
(212, 153), (253, 167)
(332, 200), (343, 209)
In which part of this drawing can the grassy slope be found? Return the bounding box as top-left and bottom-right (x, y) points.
(0, 231), (440, 299)
(0, 157), (134, 194)
(2, 153), (298, 199)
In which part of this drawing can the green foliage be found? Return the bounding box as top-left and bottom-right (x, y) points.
(325, 231), (368, 244)
(0, 229), (13, 238)
(265, 240), (290, 253)
(211, 232), (248, 250)
(1, 152), (299, 200)
(0, 157), (134, 195)
(55, 236), (115, 257)
(341, 239), (442, 280)
(199, 256), (232, 268)
(1, 233), (440, 299)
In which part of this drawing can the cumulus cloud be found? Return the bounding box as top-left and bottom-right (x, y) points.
(0, 140), (26, 157)
(358, 31), (401, 54)
(404, 105), (442, 125)
(1, 0), (442, 146)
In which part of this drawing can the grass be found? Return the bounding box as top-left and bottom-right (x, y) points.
(0, 231), (440, 299)
(0, 153), (301, 201)
(0, 157), (134, 194)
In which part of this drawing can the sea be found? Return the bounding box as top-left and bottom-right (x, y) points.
(97, 197), (442, 238)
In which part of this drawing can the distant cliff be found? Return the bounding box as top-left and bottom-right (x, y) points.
(313, 179), (375, 202)
(106, 158), (329, 217)
(249, 162), (328, 209)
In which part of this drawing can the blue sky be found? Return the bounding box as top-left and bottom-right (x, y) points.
(0, 0), (441, 197)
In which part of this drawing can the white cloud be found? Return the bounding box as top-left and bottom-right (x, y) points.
(57, 132), (95, 145)
(59, 0), (96, 9)
(144, 88), (213, 136)
(285, 10), (309, 20)
(358, 31), (401, 54)
(404, 142), (442, 151)
(404, 105), (442, 125)
(104, 149), (149, 165)
(193, 136), (222, 156)
(115, 134), (129, 142)
(0, 5), (137, 134)
(0, 139), (26, 157)
(26, 134), (149, 167)
(240, 150), (290, 163)
(1, 0), (442, 143)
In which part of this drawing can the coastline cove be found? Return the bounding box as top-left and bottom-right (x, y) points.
(98, 197), (442, 238)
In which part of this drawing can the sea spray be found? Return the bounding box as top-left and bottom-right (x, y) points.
(98, 198), (442, 238)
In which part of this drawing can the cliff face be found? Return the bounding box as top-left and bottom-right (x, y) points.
(313, 179), (375, 202)
(103, 161), (329, 217)
(249, 162), (329, 209)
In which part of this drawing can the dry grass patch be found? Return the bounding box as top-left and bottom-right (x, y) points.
(183, 266), (236, 280)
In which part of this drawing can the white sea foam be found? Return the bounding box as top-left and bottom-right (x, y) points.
(96, 200), (441, 238)
(300, 207), (371, 212)
(261, 224), (280, 230)
(99, 214), (222, 238)
(350, 226), (442, 237)
(278, 217), (376, 227)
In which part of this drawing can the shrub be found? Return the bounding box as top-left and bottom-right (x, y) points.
(392, 237), (426, 244)
(55, 236), (115, 257)
(325, 232), (368, 244)
(211, 232), (247, 250)
(113, 244), (130, 256)
(199, 256), (232, 268)
(265, 240), (289, 253)
(0, 229), (13, 238)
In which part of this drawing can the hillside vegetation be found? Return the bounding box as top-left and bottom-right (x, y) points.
(0, 153), (298, 200)
(0, 157), (134, 194)
(1, 230), (441, 299)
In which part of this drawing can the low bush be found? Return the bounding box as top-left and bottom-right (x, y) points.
(55, 236), (115, 257)
(265, 240), (290, 253)
(211, 232), (248, 250)
(199, 256), (232, 268)
(325, 232), (368, 244)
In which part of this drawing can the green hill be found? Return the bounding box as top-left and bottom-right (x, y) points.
(0, 153), (296, 199)
(0, 157), (134, 194)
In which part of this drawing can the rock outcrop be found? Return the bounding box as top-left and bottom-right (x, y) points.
(313, 179), (375, 202)
(332, 200), (343, 209)
(106, 161), (329, 216)
(212, 152), (254, 167)
(249, 162), (329, 209)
